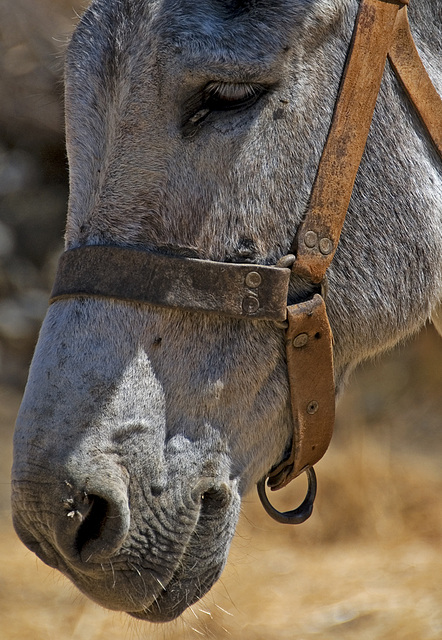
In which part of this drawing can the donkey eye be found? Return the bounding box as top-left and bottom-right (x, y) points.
(204, 81), (265, 111)
(182, 82), (266, 135)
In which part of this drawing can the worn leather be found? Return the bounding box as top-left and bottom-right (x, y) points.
(267, 295), (335, 490)
(292, 0), (404, 285)
(388, 5), (442, 159)
(51, 245), (291, 322)
(275, 0), (442, 489)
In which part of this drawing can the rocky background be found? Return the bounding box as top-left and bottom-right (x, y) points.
(0, 0), (84, 388)
(0, 2), (441, 639)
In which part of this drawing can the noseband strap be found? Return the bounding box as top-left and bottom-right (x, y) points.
(50, 0), (442, 524)
(51, 245), (291, 322)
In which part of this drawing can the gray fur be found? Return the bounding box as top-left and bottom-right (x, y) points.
(12, 0), (442, 622)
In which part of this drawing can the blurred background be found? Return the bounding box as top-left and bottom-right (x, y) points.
(0, 2), (441, 639)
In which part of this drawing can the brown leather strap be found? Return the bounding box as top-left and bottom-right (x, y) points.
(274, 0), (442, 490)
(388, 5), (442, 159)
(50, 245), (291, 323)
(267, 295), (335, 489)
(268, 0), (414, 488)
(292, 0), (404, 284)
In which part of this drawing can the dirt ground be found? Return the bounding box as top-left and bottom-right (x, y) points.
(1, 327), (441, 640)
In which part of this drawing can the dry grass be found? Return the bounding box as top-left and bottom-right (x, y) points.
(1, 328), (441, 640)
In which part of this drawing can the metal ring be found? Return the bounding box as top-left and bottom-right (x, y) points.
(257, 467), (317, 525)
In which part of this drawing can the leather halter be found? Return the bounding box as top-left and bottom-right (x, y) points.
(51, 0), (442, 523)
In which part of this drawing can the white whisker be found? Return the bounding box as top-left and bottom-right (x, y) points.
(189, 605), (199, 620)
(190, 627), (205, 637)
(215, 604), (233, 617)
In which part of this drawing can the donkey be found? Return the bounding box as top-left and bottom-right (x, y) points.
(12, 0), (442, 623)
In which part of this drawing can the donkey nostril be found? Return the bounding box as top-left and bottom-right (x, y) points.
(200, 484), (230, 515)
(54, 475), (130, 564)
(74, 494), (109, 556)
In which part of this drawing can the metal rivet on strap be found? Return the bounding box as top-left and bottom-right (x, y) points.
(319, 237), (333, 255)
(245, 271), (262, 288)
(304, 231), (318, 248)
(242, 296), (260, 314)
(307, 401), (319, 415)
(293, 332), (309, 348)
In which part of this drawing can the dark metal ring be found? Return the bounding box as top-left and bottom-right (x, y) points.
(257, 467), (317, 525)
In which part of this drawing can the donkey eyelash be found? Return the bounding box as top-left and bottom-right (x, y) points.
(204, 81), (264, 103)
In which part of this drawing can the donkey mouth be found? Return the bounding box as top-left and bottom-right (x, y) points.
(129, 562), (226, 622)
(128, 489), (240, 621)
(16, 514), (232, 621)
(13, 476), (241, 621)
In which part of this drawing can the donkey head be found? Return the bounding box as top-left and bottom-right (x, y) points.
(12, 0), (441, 621)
